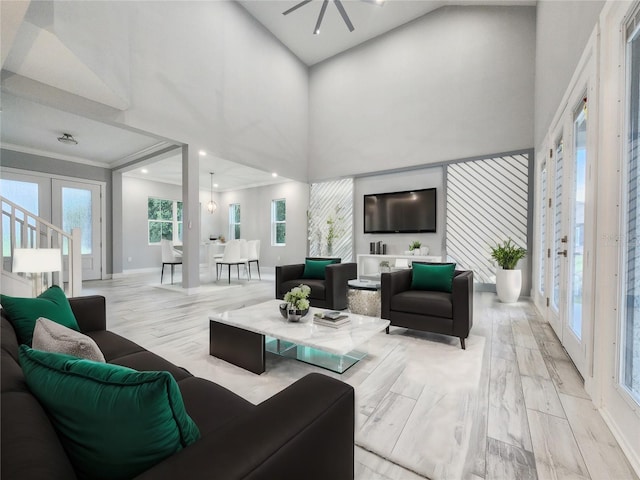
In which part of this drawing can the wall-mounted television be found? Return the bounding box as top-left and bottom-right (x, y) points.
(364, 188), (437, 234)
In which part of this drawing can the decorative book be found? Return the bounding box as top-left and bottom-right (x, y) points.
(313, 311), (350, 328)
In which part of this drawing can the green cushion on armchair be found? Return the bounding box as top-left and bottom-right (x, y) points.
(411, 263), (456, 293)
(301, 259), (339, 280)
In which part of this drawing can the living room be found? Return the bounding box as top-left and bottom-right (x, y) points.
(1, 0), (640, 479)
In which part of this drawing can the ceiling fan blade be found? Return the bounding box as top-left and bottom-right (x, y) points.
(282, 0), (313, 16)
(314, 0), (329, 34)
(333, 0), (355, 32)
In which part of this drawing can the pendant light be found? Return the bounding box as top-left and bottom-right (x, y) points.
(207, 172), (217, 214)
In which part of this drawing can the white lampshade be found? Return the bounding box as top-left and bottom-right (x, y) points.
(13, 248), (62, 273)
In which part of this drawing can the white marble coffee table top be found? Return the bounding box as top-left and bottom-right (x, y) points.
(209, 299), (389, 356)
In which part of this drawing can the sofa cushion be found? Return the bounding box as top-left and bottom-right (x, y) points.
(178, 377), (253, 435)
(0, 286), (79, 346)
(109, 350), (192, 382)
(281, 279), (326, 300)
(411, 263), (456, 293)
(391, 290), (453, 318)
(302, 259), (339, 280)
(1, 350), (28, 393)
(32, 317), (106, 362)
(1, 316), (20, 362)
(84, 330), (146, 361)
(19, 346), (201, 480)
(1, 391), (78, 480)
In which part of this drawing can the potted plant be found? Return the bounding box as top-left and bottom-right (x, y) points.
(490, 238), (527, 303)
(409, 241), (422, 256)
(280, 284), (311, 322)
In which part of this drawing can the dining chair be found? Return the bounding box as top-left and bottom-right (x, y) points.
(215, 240), (246, 283)
(160, 239), (182, 284)
(247, 240), (261, 280)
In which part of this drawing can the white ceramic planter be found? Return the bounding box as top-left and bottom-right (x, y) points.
(496, 268), (522, 303)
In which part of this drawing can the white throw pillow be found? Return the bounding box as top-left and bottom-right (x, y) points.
(32, 317), (106, 362)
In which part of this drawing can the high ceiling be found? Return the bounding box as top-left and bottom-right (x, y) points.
(1, 0), (535, 190)
(238, 0), (535, 66)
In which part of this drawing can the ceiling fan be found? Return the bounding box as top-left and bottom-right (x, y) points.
(283, 0), (383, 35)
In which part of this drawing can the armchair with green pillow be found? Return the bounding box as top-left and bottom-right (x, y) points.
(381, 262), (474, 349)
(275, 257), (357, 310)
(1, 287), (355, 480)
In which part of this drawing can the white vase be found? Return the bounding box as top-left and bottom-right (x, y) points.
(496, 268), (522, 303)
(420, 246), (430, 255)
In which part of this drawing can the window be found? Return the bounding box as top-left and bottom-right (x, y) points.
(622, 24), (640, 404)
(0, 179), (39, 256)
(271, 199), (286, 246)
(229, 203), (241, 240)
(148, 197), (183, 244)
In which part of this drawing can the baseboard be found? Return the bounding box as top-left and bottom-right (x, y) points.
(599, 407), (640, 477)
(116, 267), (161, 277)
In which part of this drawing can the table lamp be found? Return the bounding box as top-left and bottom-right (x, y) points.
(12, 248), (63, 297)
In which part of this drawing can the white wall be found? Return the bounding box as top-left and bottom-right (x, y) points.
(213, 181), (310, 268)
(121, 177), (182, 271)
(534, 0), (605, 149)
(7, 1), (309, 181)
(309, 5), (536, 181)
(354, 167), (444, 258)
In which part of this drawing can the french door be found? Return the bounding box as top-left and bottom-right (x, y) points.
(545, 89), (594, 379)
(51, 179), (103, 281)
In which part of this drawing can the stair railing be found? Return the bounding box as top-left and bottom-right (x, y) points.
(0, 196), (82, 297)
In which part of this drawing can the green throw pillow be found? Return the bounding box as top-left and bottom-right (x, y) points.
(411, 263), (456, 293)
(19, 346), (201, 480)
(301, 259), (339, 280)
(1, 285), (79, 346)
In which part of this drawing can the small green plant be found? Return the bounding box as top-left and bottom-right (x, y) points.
(490, 238), (526, 270)
(409, 241), (422, 251)
(284, 284), (311, 311)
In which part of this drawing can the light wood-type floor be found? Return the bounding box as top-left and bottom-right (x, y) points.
(83, 270), (638, 480)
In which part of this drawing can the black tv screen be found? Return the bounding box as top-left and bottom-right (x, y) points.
(364, 188), (436, 234)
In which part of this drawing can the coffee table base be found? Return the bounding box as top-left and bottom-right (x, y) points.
(210, 320), (265, 374)
(265, 336), (366, 374)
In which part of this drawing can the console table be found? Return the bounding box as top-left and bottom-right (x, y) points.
(357, 253), (443, 280)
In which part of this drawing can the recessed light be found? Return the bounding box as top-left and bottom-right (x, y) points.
(213, 183), (219, 188)
(141, 168), (148, 174)
(199, 150), (206, 156)
(272, 172), (278, 178)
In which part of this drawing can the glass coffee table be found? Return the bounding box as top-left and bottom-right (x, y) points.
(209, 299), (389, 374)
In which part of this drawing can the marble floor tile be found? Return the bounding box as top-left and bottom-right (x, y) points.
(516, 346), (552, 379)
(358, 391), (416, 458)
(486, 437), (537, 480)
(520, 375), (565, 418)
(543, 356), (590, 400)
(488, 356), (533, 452)
(559, 393), (639, 480)
(527, 409), (590, 480)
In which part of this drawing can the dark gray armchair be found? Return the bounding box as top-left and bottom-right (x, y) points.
(381, 267), (473, 349)
(276, 258), (357, 311)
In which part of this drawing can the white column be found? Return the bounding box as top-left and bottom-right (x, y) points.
(182, 145), (200, 289)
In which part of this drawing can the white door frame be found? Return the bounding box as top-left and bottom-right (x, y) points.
(0, 167), (107, 280)
(541, 31), (599, 381)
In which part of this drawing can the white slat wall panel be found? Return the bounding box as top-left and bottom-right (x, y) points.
(446, 154), (529, 283)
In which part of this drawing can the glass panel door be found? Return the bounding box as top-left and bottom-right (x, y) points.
(622, 25), (640, 404)
(569, 100), (588, 340)
(552, 140), (564, 313)
(538, 161), (547, 296)
(52, 179), (102, 281)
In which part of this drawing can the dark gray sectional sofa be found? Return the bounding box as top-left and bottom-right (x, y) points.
(1, 295), (355, 479)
